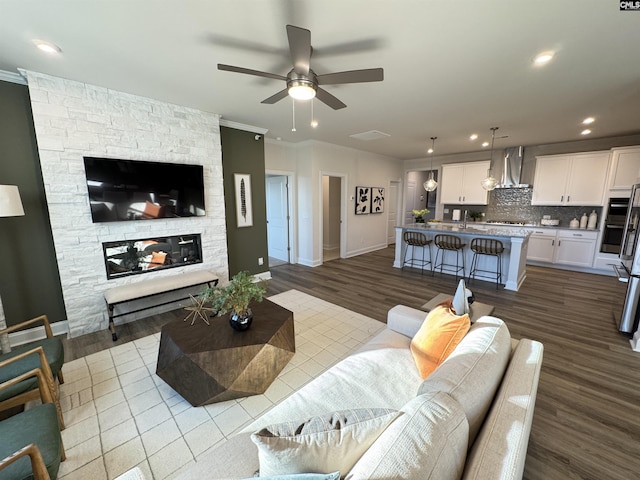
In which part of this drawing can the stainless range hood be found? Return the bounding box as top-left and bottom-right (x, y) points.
(496, 146), (531, 188)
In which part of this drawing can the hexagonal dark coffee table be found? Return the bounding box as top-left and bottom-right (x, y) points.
(156, 299), (295, 406)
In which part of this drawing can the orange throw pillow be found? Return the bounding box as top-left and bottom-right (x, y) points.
(410, 305), (470, 379)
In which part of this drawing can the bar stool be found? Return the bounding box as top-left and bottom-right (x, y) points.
(402, 231), (433, 275)
(469, 238), (504, 289)
(433, 234), (466, 280)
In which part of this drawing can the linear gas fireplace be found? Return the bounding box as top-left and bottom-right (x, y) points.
(103, 234), (203, 280)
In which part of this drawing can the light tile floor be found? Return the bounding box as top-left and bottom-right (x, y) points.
(56, 290), (385, 480)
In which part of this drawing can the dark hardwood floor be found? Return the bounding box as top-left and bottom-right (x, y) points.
(63, 247), (640, 479)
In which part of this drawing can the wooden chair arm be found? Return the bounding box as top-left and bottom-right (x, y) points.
(0, 443), (51, 480)
(0, 314), (54, 338)
(0, 346), (65, 429)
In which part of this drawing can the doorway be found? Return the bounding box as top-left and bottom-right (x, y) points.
(387, 180), (401, 245)
(405, 170), (437, 223)
(266, 174), (291, 267)
(322, 175), (342, 262)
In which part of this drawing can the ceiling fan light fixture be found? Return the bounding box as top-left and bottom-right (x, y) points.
(288, 80), (316, 100)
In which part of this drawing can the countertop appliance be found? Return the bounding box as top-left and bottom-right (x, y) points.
(616, 184), (640, 333)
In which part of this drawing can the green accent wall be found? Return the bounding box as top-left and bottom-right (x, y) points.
(0, 81), (66, 326)
(220, 127), (269, 277)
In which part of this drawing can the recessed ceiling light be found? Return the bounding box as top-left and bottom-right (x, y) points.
(581, 129), (592, 135)
(582, 117), (595, 125)
(470, 134), (478, 141)
(33, 39), (62, 54)
(533, 51), (554, 65)
(481, 141), (489, 148)
(427, 148), (434, 154)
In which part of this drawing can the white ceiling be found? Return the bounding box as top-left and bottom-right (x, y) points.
(1, 0), (639, 160)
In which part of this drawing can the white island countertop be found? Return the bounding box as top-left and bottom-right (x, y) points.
(394, 224), (530, 291)
(402, 222), (532, 239)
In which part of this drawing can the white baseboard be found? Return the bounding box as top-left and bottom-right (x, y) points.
(9, 320), (70, 348)
(254, 271), (272, 281)
(344, 243), (388, 259)
(297, 257), (322, 267)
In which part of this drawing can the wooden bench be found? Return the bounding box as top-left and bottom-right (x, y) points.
(104, 270), (219, 341)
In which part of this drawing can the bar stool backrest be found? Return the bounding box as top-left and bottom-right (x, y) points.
(404, 231), (429, 247)
(434, 234), (464, 250)
(470, 238), (504, 255)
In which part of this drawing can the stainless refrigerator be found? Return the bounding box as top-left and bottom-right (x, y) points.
(617, 183), (640, 333)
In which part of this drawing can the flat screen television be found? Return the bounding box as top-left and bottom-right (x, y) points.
(83, 157), (206, 223)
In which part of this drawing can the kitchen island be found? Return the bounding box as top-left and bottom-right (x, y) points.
(394, 223), (531, 291)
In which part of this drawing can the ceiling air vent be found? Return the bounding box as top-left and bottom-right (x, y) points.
(349, 130), (391, 141)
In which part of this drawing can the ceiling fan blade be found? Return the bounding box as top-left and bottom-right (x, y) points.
(316, 88), (346, 110)
(218, 64), (286, 81)
(313, 38), (383, 58)
(261, 89), (289, 105)
(316, 68), (384, 85)
(286, 25), (311, 76)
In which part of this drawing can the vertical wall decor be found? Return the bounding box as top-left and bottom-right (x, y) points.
(355, 186), (370, 215)
(234, 173), (253, 227)
(371, 187), (385, 213)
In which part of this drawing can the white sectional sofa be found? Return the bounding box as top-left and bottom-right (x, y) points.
(176, 304), (544, 480)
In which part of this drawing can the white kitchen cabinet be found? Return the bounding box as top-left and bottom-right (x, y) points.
(440, 161), (490, 205)
(526, 228), (598, 268)
(526, 229), (556, 263)
(531, 152), (609, 206)
(554, 230), (598, 267)
(609, 147), (640, 192)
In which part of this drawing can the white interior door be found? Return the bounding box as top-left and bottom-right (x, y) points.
(266, 175), (289, 263)
(388, 181), (399, 245)
(405, 181), (416, 224)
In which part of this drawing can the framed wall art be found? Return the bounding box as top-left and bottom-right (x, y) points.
(371, 187), (385, 213)
(355, 186), (370, 215)
(234, 173), (253, 227)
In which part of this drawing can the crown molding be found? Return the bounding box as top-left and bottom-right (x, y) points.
(220, 118), (268, 135)
(0, 69), (27, 85)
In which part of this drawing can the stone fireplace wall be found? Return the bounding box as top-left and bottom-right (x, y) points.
(25, 70), (228, 337)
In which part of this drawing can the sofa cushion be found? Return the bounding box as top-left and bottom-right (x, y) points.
(248, 474), (340, 480)
(252, 408), (399, 477)
(345, 392), (469, 480)
(417, 316), (511, 445)
(462, 338), (543, 480)
(410, 305), (470, 379)
(243, 330), (422, 432)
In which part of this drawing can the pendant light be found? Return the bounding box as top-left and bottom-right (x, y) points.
(480, 127), (499, 191)
(423, 136), (438, 192)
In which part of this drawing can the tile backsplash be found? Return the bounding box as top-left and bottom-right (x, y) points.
(443, 188), (603, 228)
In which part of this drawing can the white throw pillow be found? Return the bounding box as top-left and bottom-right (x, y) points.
(251, 408), (399, 477)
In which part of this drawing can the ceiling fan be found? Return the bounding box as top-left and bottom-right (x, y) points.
(217, 25), (384, 110)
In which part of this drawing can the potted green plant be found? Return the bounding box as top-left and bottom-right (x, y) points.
(412, 208), (430, 223)
(468, 211), (483, 222)
(202, 271), (266, 331)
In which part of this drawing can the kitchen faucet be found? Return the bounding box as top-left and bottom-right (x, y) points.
(462, 210), (468, 228)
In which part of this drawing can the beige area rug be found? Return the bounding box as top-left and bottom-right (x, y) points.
(55, 290), (386, 480)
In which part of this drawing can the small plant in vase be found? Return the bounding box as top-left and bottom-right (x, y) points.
(202, 271), (266, 331)
(468, 211), (483, 222)
(412, 209), (430, 223)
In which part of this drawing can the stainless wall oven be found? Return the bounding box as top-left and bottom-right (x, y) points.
(601, 197), (630, 254)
